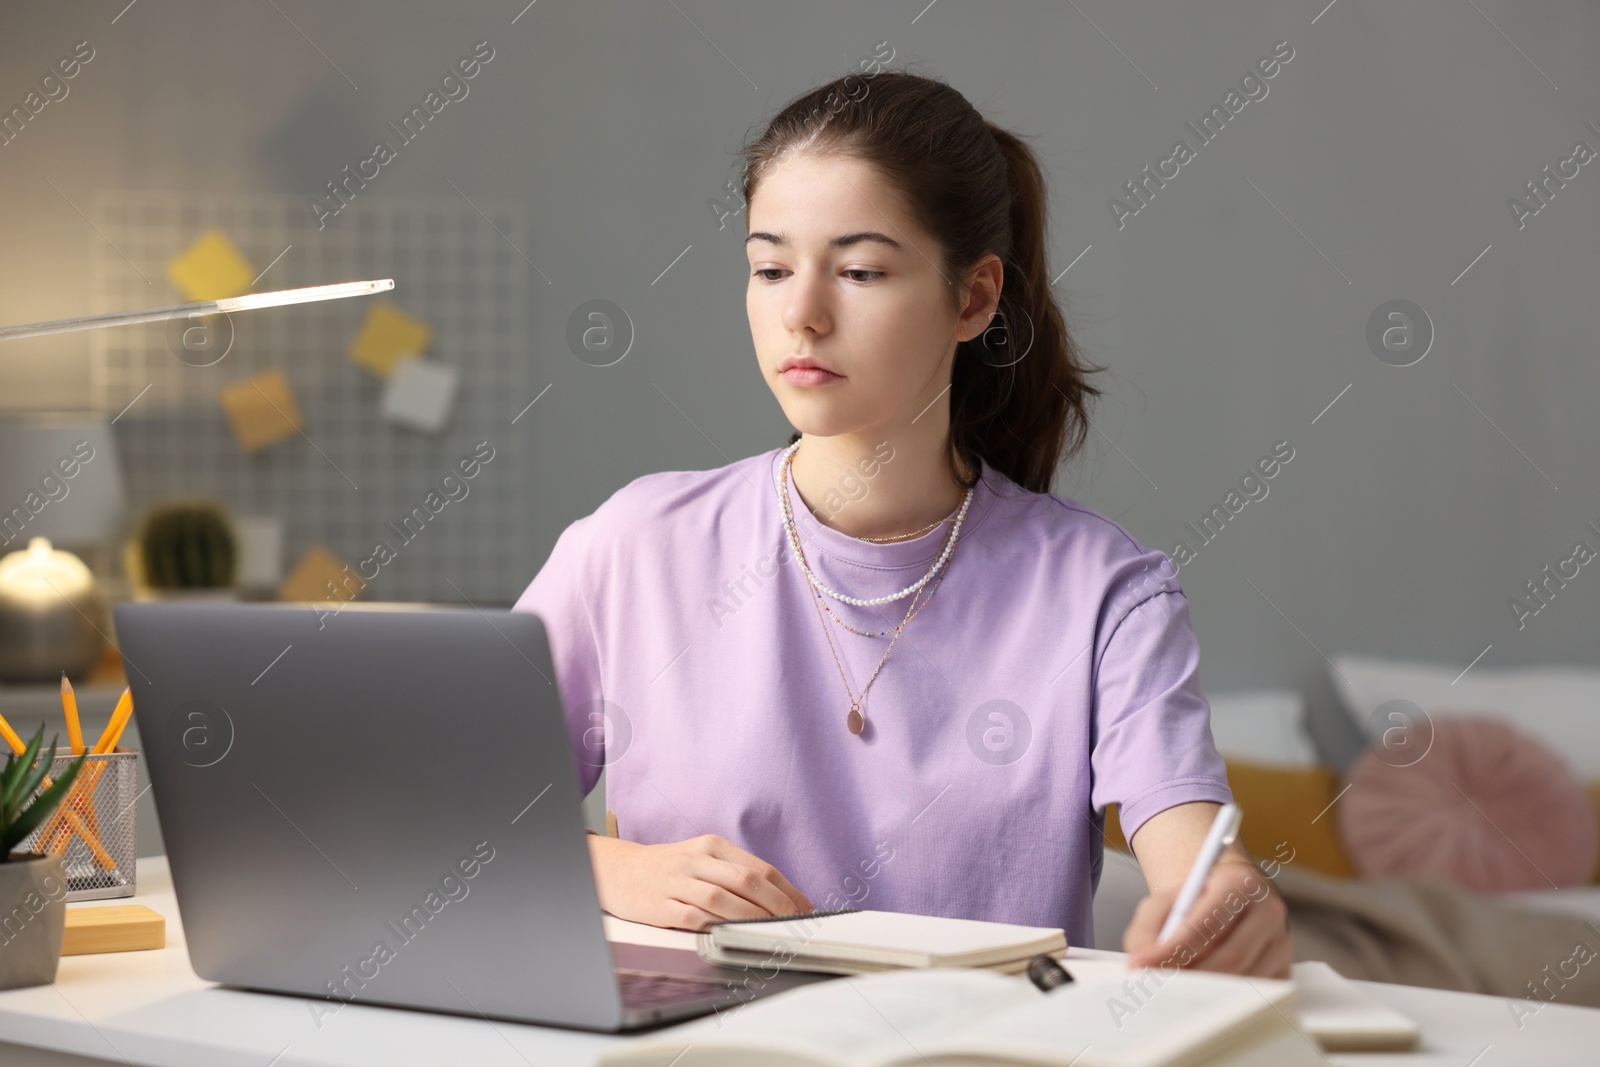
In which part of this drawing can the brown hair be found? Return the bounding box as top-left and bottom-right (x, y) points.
(741, 69), (1104, 495)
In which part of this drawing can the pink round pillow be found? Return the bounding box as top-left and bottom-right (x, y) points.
(1338, 714), (1598, 891)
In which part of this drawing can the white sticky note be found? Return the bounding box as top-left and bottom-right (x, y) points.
(380, 358), (460, 433)
(233, 516), (284, 591)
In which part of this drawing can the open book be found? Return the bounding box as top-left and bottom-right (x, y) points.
(600, 959), (1325, 1067)
(696, 908), (1067, 976)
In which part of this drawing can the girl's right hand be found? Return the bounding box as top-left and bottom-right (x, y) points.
(587, 833), (814, 931)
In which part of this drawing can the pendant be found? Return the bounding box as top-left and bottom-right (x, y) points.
(848, 706), (865, 734)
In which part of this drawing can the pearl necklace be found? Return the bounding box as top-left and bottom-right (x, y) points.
(778, 441), (974, 607)
(814, 548), (953, 637)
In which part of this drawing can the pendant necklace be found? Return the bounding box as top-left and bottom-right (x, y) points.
(803, 547), (955, 734)
(778, 441), (969, 735)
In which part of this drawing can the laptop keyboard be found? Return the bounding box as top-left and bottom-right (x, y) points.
(616, 968), (736, 1009)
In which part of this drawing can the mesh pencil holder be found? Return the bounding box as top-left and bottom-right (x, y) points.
(18, 749), (138, 901)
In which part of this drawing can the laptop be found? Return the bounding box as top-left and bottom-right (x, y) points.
(114, 600), (830, 1031)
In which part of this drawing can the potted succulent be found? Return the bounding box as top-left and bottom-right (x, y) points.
(125, 499), (239, 601)
(1, 726), (88, 990)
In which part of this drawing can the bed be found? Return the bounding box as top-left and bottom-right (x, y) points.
(1092, 662), (1600, 1010)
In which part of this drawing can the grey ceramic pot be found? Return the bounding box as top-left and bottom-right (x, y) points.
(0, 851), (69, 990)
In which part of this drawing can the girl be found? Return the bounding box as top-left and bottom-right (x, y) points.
(514, 71), (1290, 978)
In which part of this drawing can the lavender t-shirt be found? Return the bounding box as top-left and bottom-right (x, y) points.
(512, 445), (1232, 948)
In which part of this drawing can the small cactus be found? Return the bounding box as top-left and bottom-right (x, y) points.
(139, 500), (238, 589)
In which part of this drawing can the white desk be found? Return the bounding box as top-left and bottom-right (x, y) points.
(1, 856), (1597, 1066)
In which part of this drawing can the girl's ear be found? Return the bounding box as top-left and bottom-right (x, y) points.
(955, 257), (1004, 342)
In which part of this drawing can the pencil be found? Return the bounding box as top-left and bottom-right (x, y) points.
(60, 673), (85, 755)
(0, 712), (23, 754)
(61, 674), (100, 846)
(59, 673), (99, 850)
(0, 709), (116, 870)
(92, 688), (134, 754)
(45, 687), (133, 859)
(49, 686), (136, 857)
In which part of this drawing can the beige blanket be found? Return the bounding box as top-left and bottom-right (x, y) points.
(1274, 864), (1600, 1011)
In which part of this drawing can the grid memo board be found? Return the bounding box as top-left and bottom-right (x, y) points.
(89, 190), (534, 603)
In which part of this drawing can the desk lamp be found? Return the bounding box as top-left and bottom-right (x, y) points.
(0, 279), (393, 682)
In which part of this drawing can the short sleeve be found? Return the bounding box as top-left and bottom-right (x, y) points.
(512, 517), (606, 797)
(1089, 589), (1233, 846)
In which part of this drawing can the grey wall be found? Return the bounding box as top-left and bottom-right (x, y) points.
(3, 2), (1598, 769)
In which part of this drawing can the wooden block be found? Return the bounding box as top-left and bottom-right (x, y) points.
(166, 228), (255, 301)
(348, 301), (431, 377)
(62, 905), (165, 955)
(220, 369), (303, 452)
(277, 543), (359, 603)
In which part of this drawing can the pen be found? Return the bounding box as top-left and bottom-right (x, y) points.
(1155, 802), (1243, 946)
(61, 673), (85, 755)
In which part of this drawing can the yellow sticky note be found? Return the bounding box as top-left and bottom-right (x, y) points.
(348, 301), (431, 377)
(167, 228), (255, 301)
(219, 369), (303, 452)
(277, 544), (359, 603)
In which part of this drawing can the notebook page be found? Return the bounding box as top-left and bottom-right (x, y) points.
(911, 972), (1295, 1067)
(616, 968), (1037, 1067)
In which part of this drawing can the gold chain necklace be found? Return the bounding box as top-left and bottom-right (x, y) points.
(781, 446), (963, 735)
(803, 567), (919, 735)
(854, 516), (949, 542)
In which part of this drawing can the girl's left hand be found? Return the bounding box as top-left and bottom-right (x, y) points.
(1121, 857), (1292, 978)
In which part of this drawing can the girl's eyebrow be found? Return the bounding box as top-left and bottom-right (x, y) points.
(744, 230), (905, 252)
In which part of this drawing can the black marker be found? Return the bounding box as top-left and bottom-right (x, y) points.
(1027, 954), (1075, 992)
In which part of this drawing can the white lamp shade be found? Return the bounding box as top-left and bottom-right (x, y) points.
(0, 414), (127, 550)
